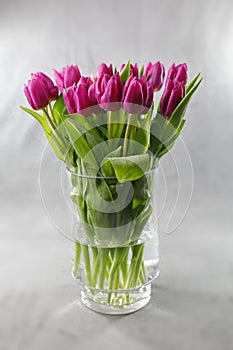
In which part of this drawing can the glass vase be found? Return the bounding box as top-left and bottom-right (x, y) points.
(68, 166), (159, 315)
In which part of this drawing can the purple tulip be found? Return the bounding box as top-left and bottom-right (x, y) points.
(167, 63), (188, 84)
(63, 85), (90, 117)
(144, 61), (165, 91)
(63, 87), (76, 114)
(160, 79), (185, 117)
(122, 76), (153, 114)
(95, 73), (122, 111)
(53, 65), (81, 92)
(95, 63), (113, 78)
(159, 62), (188, 117)
(78, 76), (93, 90)
(63, 76), (103, 116)
(24, 72), (58, 110)
(88, 83), (103, 114)
(120, 63), (139, 77)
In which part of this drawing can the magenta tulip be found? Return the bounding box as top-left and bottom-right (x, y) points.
(160, 80), (185, 117)
(88, 83), (103, 114)
(63, 77), (103, 116)
(122, 76), (153, 114)
(63, 85), (90, 117)
(144, 61), (165, 91)
(95, 63), (113, 78)
(167, 63), (188, 84)
(95, 73), (122, 111)
(24, 72), (58, 110)
(63, 87), (76, 114)
(53, 65), (81, 92)
(159, 62), (188, 117)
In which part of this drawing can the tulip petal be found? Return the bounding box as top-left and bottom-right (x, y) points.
(64, 65), (81, 88)
(75, 85), (91, 116)
(165, 82), (185, 117)
(29, 79), (50, 110)
(63, 87), (76, 114)
(24, 83), (36, 110)
(53, 69), (64, 92)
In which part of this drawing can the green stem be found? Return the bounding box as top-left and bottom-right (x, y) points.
(112, 269), (120, 291)
(125, 244), (145, 289)
(48, 101), (58, 124)
(108, 247), (128, 304)
(106, 251), (113, 279)
(121, 248), (129, 285)
(122, 113), (132, 157)
(43, 108), (65, 150)
(130, 245), (145, 288)
(43, 108), (56, 130)
(82, 245), (92, 287)
(140, 260), (147, 284)
(91, 247), (98, 266)
(99, 248), (108, 290)
(107, 110), (113, 147)
(91, 247), (99, 288)
(92, 255), (100, 288)
(73, 241), (82, 277)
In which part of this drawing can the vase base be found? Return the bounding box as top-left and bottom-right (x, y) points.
(80, 284), (151, 315)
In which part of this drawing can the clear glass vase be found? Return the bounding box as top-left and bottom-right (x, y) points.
(68, 167), (159, 315)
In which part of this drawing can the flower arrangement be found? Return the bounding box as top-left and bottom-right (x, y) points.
(21, 60), (202, 313)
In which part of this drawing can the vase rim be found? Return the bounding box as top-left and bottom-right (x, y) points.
(66, 164), (158, 179)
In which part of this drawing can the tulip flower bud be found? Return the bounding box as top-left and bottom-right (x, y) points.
(159, 62), (188, 117)
(63, 87), (76, 114)
(24, 72), (58, 110)
(160, 79), (185, 117)
(95, 73), (122, 111)
(167, 63), (188, 84)
(144, 61), (165, 91)
(78, 76), (92, 89)
(88, 84), (103, 114)
(63, 77), (103, 116)
(120, 63), (139, 77)
(63, 85), (90, 116)
(95, 63), (113, 78)
(74, 84), (91, 116)
(122, 76), (153, 114)
(53, 65), (81, 92)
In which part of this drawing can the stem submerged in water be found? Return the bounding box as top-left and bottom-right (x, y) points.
(73, 241), (82, 277)
(73, 242), (147, 305)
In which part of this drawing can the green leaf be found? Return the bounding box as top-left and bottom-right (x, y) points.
(157, 119), (186, 158)
(177, 118), (186, 133)
(64, 113), (104, 143)
(106, 153), (149, 183)
(101, 146), (122, 177)
(131, 204), (152, 241)
(132, 175), (149, 209)
(169, 74), (203, 128)
(63, 118), (98, 168)
(120, 60), (130, 84)
(110, 109), (127, 140)
(45, 132), (65, 161)
(157, 141), (175, 158)
(139, 64), (144, 77)
(149, 112), (166, 155)
(186, 72), (201, 93)
(53, 94), (67, 115)
(134, 108), (153, 153)
(20, 106), (50, 133)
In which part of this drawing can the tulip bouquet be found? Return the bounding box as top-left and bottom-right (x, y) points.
(21, 61), (202, 312)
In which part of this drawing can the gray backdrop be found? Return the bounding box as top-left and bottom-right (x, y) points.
(1, 0), (233, 349)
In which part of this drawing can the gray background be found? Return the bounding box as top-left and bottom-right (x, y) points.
(1, 0), (233, 349)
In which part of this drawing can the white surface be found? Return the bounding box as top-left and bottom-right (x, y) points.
(1, 0), (233, 349)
